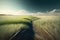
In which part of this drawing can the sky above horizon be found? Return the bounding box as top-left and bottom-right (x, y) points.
(0, 0), (60, 13)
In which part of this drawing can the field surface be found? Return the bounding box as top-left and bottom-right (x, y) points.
(0, 15), (60, 40)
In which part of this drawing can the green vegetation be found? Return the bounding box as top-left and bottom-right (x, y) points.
(0, 15), (38, 40)
(0, 15), (60, 40)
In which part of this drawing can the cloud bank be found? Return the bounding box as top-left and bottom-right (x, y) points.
(0, 9), (60, 15)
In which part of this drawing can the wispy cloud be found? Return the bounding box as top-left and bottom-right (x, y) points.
(48, 9), (56, 13)
(0, 9), (60, 15)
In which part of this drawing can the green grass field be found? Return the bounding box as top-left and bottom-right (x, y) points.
(0, 15), (60, 40)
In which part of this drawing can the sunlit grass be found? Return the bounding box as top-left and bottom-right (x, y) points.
(0, 16), (35, 25)
(0, 15), (35, 40)
(0, 15), (60, 40)
(34, 16), (60, 40)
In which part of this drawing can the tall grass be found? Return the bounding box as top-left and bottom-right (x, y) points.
(0, 24), (29, 40)
(0, 16), (34, 40)
(0, 16), (60, 40)
(33, 16), (60, 40)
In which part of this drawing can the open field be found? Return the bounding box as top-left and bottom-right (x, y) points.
(33, 16), (60, 40)
(0, 15), (60, 40)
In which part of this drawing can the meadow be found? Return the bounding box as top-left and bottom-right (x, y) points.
(0, 15), (60, 40)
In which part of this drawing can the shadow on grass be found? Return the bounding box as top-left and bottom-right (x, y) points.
(0, 17), (40, 40)
(9, 21), (35, 40)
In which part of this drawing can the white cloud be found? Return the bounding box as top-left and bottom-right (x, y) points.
(49, 9), (56, 13)
(0, 9), (59, 15)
